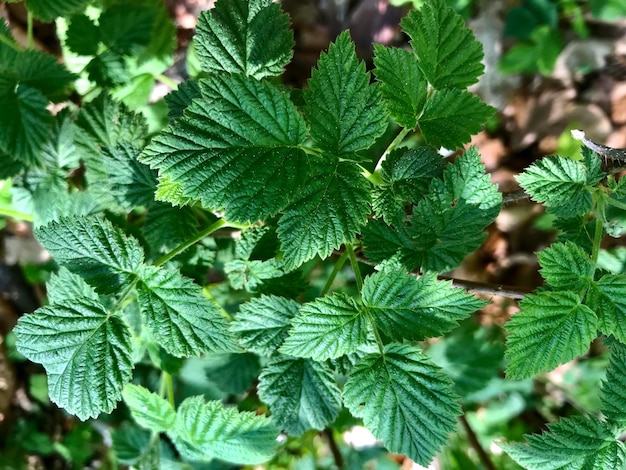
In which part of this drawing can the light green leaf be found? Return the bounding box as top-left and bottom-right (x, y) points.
(40, 110), (79, 170)
(154, 173), (198, 207)
(0, 85), (52, 165)
(122, 384), (175, 433)
(141, 75), (309, 222)
(343, 342), (461, 466)
(538, 241), (594, 290)
(516, 156), (592, 217)
(258, 356), (342, 436)
(280, 293), (368, 361)
(586, 275), (626, 344)
(372, 146), (444, 224)
(304, 31), (387, 157)
(102, 144), (157, 210)
(418, 89), (494, 149)
(278, 160), (370, 269)
(373, 45), (427, 129)
(505, 291), (598, 379)
(24, 0), (89, 22)
(401, 0), (484, 89)
(230, 295), (300, 356)
(169, 396), (278, 464)
(402, 147), (501, 271)
(363, 270), (485, 341)
(600, 340), (626, 425)
(195, 0), (293, 79)
(46, 266), (99, 304)
(225, 258), (284, 292)
(35, 216), (144, 295)
(14, 297), (133, 420)
(137, 265), (240, 357)
(502, 416), (626, 470)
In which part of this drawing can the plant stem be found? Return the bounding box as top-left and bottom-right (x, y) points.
(374, 127), (410, 171)
(590, 210), (604, 268)
(156, 73), (178, 90)
(26, 11), (34, 49)
(154, 219), (247, 267)
(0, 209), (34, 222)
(321, 250), (349, 296)
(323, 428), (344, 469)
(459, 413), (497, 470)
(345, 243), (363, 292)
(165, 372), (175, 408)
(606, 197), (626, 212)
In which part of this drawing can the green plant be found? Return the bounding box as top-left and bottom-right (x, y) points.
(4, 0), (626, 468)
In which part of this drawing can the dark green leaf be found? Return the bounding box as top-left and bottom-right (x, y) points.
(65, 14), (100, 56)
(343, 342), (461, 466)
(258, 356), (341, 435)
(600, 340), (626, 425)
(165, 80), (201, 119)
(586, 275), (626, 344)
(142, 203), (199, 254)
(195, 0), (293, 79)
(24, 0), (90, 22)
(203, 352), (260, 394)
(99, 5), (156, 55)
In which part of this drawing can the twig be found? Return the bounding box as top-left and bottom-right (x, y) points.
(459, 413), (497, 470)
(323, 428), (344, 469)
(441, 276), (533, 300)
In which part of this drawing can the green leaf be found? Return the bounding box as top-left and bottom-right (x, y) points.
(225, 258), (284, 292)
(102, 144), (157, 210)
(35, 216), (144, 295)
(582, 146), (605, 186)
(372, 146), (445, 224)
(505, 291), (598, 379)
(304, 31), (387, 157)
(600, 340), (626, 424)
(137, 265), (240, 357)
(586, 275), (626, 344)
(122, 384), (175, 433)
(40, 109), (79, 170)
(516, 156), (592, 217)
(46, 266), (99, 304)
(169, 396), (278, 464)
(418, 89), (494, 149)
(141, 75), (309, 222)
(278, 160), (370, 269)
(502, 416), (626, 470)
(24, 0), (89, 22)
(142, 203), (199, 255)
(195, 0), (293, 79)
(404, 147), (501, 271)
(257, 356), (342, 436)
(538, 241), (594, 290)
(401, 0), (484, 89)
(343, 342), (461, 466)
(280, 293), (369, 361)
(65, 14), (100, 56)
(373, 45), (427, 129)
(231, 295), (300, 356)
(0, 85), (52, 165)
(99, 5), (156, 55)
(164, 80), (201, 119)
(203, 352), (260, 394)
(14, 297), (133, 420)
(86, 51), (130, 87)
(362, 270), (485, 341)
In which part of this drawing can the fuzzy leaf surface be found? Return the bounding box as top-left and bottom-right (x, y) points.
(538, 241), (594, 290)
(516, 156), (591, 217)
(170, 396), (278, 464)
(35, 216), (144, 294)
(280, 293), (368, 361)
(278, 160), (370, 269)
(46, 267), (99, 304)
(586, 275), (626, 344)
(401, 0), (484, 89)
(343, 342), (460, 466)
(363, 270), (485, 341)
(257, 356), (341, 435)
(141, 75), (308, 222)
(418, 89), (494, 149)
(14, 297), (133, 420)
(122, 384), (175, 433)
(373, 45), (427, 129)
(230, 295), (300, 356)
(195, 0), (293, 79)
(502, 416), (626, 470)
(304, 31), (387, 157)
(137, 265), (239, 357)
(505, 291), (597, 379)
(600, 340), (626, 424)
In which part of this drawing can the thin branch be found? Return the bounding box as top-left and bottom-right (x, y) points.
(441, 276), (533, 300)
(323, 428), (344, 469)
(459, 413), (497, 470)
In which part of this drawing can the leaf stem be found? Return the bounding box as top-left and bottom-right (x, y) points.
(154, 218), (248, 267)
(26, 11), (33, 49)
(374, 127), (410, 171)
(606, 197), (626, 212)
(590, 209), (604, 268)
(165, 372), (175, 408)
(321, 250), (349, 296)
(345, 243), (363, 292)
(156, 73), (178, 90)
(0, 209), (34, 222)
(459, 413), (497, 470)
(0, 31), (21, 51)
